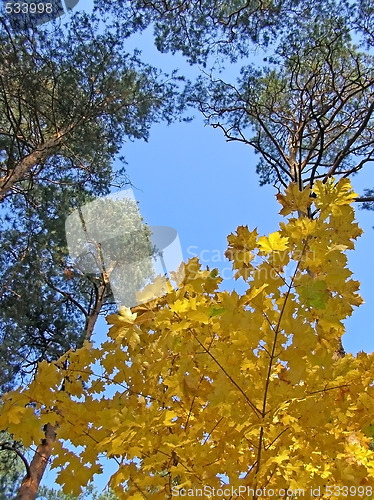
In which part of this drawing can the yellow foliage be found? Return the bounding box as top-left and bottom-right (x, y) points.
(2, 178), (374, 499)
(257, 231), (289, 253)
(276, 182), (313, 216)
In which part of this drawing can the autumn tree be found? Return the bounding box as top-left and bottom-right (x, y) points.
(2, 179), (374, 499)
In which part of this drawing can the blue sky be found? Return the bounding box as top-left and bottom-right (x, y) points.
(123, 107), (374, 357)
(115, 11), (374, 356)
(40, 0), (374, 493)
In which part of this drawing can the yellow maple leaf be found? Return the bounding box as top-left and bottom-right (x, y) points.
(227, 225), (258, 250)
(277, 182), (313, 216)
(314, 178), (358, 214)
(242, 283), (269, 304)
(257, 232), (289, 253)
(163, 410), (178, 426)
(273, 448), (290, 464)
(107, 306), (137, 327)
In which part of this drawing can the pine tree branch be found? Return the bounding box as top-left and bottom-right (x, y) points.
(0, 442), (31, 478)
(354, 196), (374, 203)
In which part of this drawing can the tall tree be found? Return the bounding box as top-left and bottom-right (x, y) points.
(94, 0), (374, 200)
(0, 9), (181, 391)
(193, 18), (374, 190)
(0, 13), (179, 203)
(0, 8), (182, 494)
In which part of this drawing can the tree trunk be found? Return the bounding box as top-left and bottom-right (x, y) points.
(15, 278), (108, 498)
(16, 424), (56, 500)
(0, 126), (72, 202)
(84, 282), (108, 340)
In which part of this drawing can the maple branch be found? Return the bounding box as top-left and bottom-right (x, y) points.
(202, 417), (224, 445)
(263, 244), (306, 405)
(66, 366), (190, 417)
(253, 239), (309, 494)
(262, 466), (278, 488)
(306, 383), (350, 397)
(263, 427), (289, 451)
(187, 327), (262, 418)
(130, 476), (149, 499)
(184, 376), (204, 432)
(185, 331), (216, 432)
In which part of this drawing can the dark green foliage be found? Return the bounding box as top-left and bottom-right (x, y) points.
(0, 184), (97, 390)
(66, 195), (156, 308)
(94, 0), (354, 65)
(37, 484), (118, 499)
(0, 10), (183, 392)
(355, 0), (374, 47)
(362, 189), (374, 210)
(192, 22), (374, 188)
(0, 12), (182, 202)
(97, 0), (374, 193)
(0, 155), (157, 393)
(0, 432), (25, 499)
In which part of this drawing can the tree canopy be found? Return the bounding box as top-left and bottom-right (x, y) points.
(95, 0), (353, 65)
(94, 0), (374, 196)
(0, 10), (182, 392)
(0, 13), (179, 202)
(193, 22), (374, 188)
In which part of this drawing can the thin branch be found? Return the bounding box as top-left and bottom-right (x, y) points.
(187, 327), (262, 418)
(0, 443), (31, 478)
(324, 100), (374, 181)
(43, 277), (88, 317)
(253, 238), (309, 496)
